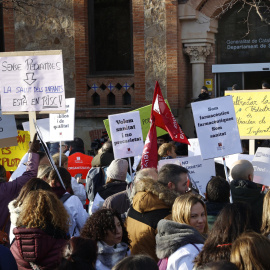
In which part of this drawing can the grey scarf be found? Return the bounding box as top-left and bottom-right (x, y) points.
(156, 219), (205, 259)
(97, 241), (129, 269)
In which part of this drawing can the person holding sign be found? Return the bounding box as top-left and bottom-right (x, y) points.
(0, 133), (40, 242)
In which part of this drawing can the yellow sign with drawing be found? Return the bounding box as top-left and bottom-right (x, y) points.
(225, 90), (270, 139)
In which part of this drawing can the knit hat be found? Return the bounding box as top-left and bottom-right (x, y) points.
(106, 159), (128, 181)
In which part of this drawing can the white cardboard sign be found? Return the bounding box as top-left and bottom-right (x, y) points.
(0, 51), (65, 112)
(49, 98), (75, 142)
(0, 107), (18, 147)
(191, 96), (242, 160)
(109, 111), (144, 159)
(158, 155), (215, 194)
(23, 118), (50, 142)
(188, 138), (201, 156)
(252, 147), (270, 186)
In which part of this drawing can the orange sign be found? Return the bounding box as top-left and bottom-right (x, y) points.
(67, 152), (93, 179)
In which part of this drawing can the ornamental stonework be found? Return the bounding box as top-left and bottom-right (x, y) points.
(184, 45), (213, 63)
(144, 0), (167, 100)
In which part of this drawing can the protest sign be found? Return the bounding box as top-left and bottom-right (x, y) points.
(0, 107), (18, 148)
(109, 111), (144, 159)
(188, 138), (201, 156)
(225, 90), (270, 138)
(158, 155), (215, 194)
(104, 100), (170, 141)
(0, 50), (66, 114)
(192, 96), (242, 160)
(215, 154), (254, 171)
(252, 147), (270, 186)
(49, 98), (75, 142)
(23, 118), (50, 142)
(0, 130), (30, 171)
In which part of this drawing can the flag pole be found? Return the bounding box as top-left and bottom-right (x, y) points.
(59, 140), (62, 166)
(128, 157), (133, 181)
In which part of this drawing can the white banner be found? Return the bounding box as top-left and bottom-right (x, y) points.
(252, 147), (270, 186)
(188, 138), (201, 156)
(0, 108), (17, 140)
(23, 118), (50, 142)
(0, 51), (65, 112)
(158, 155), (215, 194)
(49, 98), (75, 142)
(109, 111), (144, 159)
(191, 96), (242, 159)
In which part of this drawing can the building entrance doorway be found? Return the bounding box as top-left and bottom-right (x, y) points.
(212, 63), (270, 96)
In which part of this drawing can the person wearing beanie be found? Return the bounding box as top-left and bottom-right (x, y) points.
(91, 159), (128, 213)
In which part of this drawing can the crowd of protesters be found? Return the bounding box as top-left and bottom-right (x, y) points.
(1, 133), (270, 270)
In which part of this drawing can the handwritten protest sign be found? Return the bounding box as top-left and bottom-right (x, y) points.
(0, 50), (66, 114)
(252, 147), (270, 186)
(192, 96), (242, 160)
(109, 111), (144, 159)
(0, 130), (30, 171)
(0, 107), (18, 148)
(50, 98), (75, 142)
(225, 90), (270, 138)
(104, 100), (170, 141)
(158, 155), (215, 194)
(23, 118), (50, 142)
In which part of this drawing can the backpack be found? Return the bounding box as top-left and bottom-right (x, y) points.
(60, 193), (72, 203)
(85, 167), (105, 202)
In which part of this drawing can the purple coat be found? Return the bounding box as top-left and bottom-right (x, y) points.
(0, 153), (39, 234)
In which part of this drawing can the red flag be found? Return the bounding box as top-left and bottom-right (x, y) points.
(152, 81), (189, 145)
(141, 121), (158, 169)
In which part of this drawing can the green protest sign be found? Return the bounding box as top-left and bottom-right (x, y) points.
(104, 101), (170, 141)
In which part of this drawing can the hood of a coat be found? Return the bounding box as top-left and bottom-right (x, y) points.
(8, 199), (21, 226)
(156, 219), (205, 259)
(230, 179), (263, 203)
(132, 178), (178, 213)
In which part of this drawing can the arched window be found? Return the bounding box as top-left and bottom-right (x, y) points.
(92, 92), (100, 106)
(107, 92), (115, 105)
(123, 91), (131, 105)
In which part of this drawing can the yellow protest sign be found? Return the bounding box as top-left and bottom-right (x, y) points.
(0, 130), (30, 171)
(225, 90), (270, 138)
(104, 101), (170, 141)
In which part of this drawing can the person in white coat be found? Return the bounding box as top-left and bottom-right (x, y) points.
(156, 194), (207, 270)
(48, 167), (89, 237)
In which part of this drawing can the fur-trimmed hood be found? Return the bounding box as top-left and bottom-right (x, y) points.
(156, 219), (205, 259)
(132, 178), (179, 213)
(8, 199), (21, 226)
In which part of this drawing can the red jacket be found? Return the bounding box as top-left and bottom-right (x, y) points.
(11, 227), (67, 270)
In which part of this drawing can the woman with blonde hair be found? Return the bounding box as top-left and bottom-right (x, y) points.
(158, 142), (177, 159)
(11, 190), (69, 270)
(156, 194), (207, 270)
(230, 231), (270, 270)
(261, 189), (270, 237)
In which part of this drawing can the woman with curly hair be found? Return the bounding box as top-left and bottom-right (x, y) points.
(80, 208), (130, 270)
(156, 194), (207, 270)
(193, 202), (258, 268)
(10, 190), (69, 270)
(8, 177), (52, 243)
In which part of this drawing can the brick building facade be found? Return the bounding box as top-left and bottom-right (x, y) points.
(2, 0), (269, 152)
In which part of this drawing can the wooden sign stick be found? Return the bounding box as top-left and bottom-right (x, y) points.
(28, 111), (37, 141)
